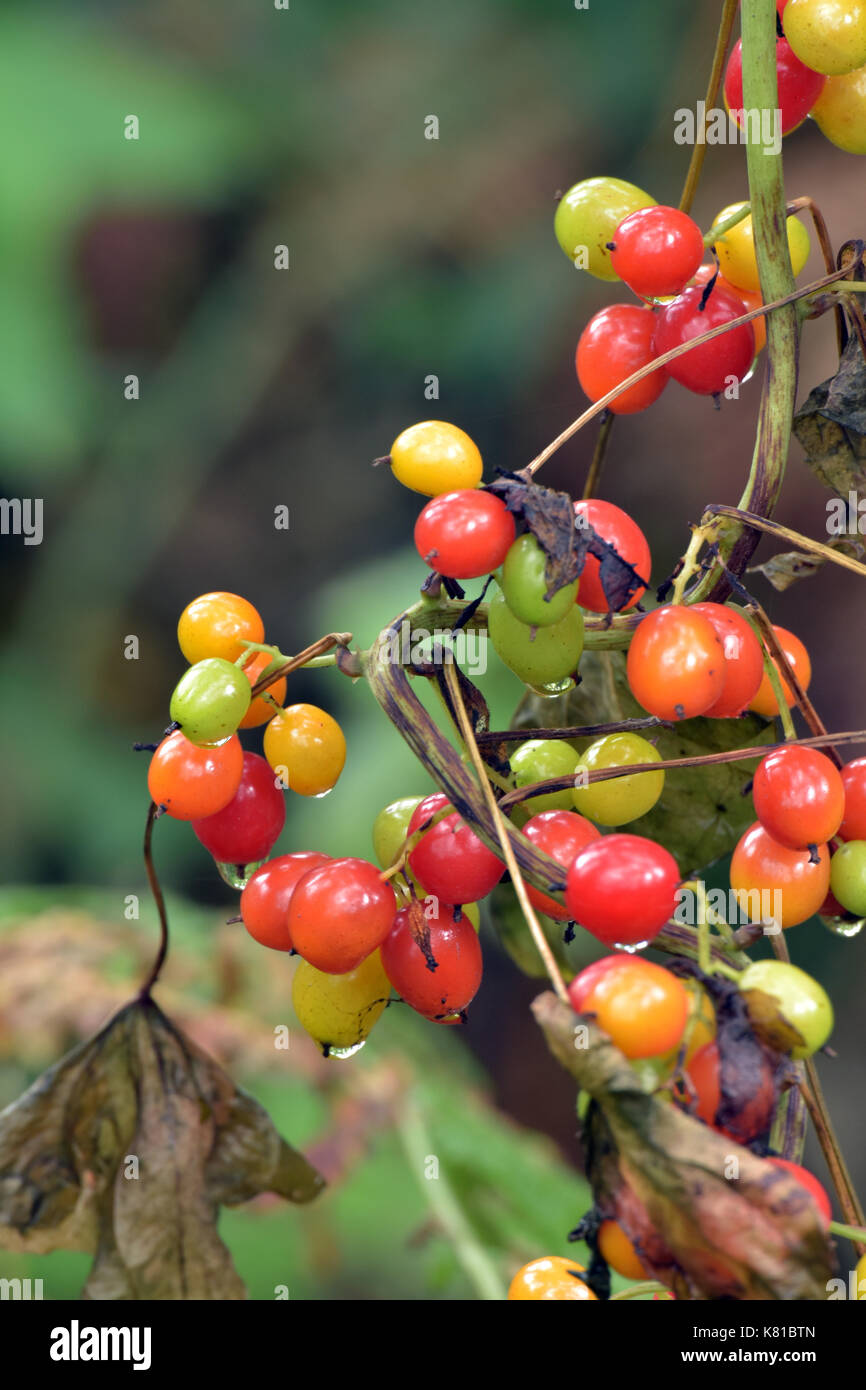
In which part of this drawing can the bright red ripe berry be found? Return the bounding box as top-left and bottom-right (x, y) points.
(408, 793), (452, 836)
(147, 731), (244, 821)
(572, 499), (651, 613)
(691, 603), (764, 717)
(380, 904), (482, 1018)
(839, 759), (866, 841)
(575, 304), (668, 415)
(288, 858), (397, 974)
(725, 37), (826, 136)
(192, 752), (286, 865)
(609, 206), (705, 299)
(409, 810), (505, 905)
(626, 605), (726, 721)
(768, 1158), (832, 1225)
(565, 834), (680, 946)
(240, 851), (330, 951)
(414, 490), (516, 579)
(752, 746), (845, 850)
(522, 810), (601, 919)
(653, 284), (755, 395)
(685, 1040), (776, 1143)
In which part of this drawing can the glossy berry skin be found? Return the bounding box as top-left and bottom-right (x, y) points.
(609, 206), (704, 298)
(407, 792), (452, 838)
(147, 731), (243, 821)
(380, 905), (482, 1018)
(748, 626), (811, 718)
(690, 602), (764, 716)
(178, 591), (265, 665)
(598, 1221), (648, 1281)
(292, 950), (391, 1053)
(372, 796), (425, 868)
(192, 752), (286, 865)
(724, 37), (826, 135)
(487, 586), (584, 687)
(693, 267), (766, 355)
(575, 305), (669, 415)
(830, 840), (866, 916)
(752, 746), (844, 849)
(239, 651), (287, 729)
(501, 533), (579, 627)
(565, 834), (680, 946)
(511, 739), (582, 814)
(389, 421), (482, 496)
(263, 703), (346, 797)
(812, 66), (866, 152)
(409, 811), (504, 904)
(626, 605), (726, 721)
(739, 958), (833, 1060)
(711, 204), (810, 295)
(240, 852), (331, 951)
(508, 1256), (597, 1301)
(288, 857), (397, 974)
(573, 499), (651, 613)
(414, 490), (516, 579)
(522, 810), (601, 919)
(730, 823), (830, 929)
(554, 176), (656, 281)
(839, 759), (866, 840)
(653, 283), (755, 395)
(769, 1159), (832, 1225)
(568, 954), (689, 1059)
(656, 980), (717, 1070)
(169, 658), (251, 747)
(572, 732), (664, 826)
(784, 0), (866, 75)
(685, 1041), (776, 1143)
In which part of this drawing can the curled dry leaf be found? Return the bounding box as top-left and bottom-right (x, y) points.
(793, 334), (866, 495)
(748, 540), (864, 593)
(532, 991), (833, 1301)
(0, 997), (324, 1299)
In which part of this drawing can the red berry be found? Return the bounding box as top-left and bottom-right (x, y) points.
(380, 904), (482, 1018)
(565, 833), (680, 946)
(691, 603), (764, 717)
(839, 759), (866, 841)
(653, 283), (755, 395)
(409, 810), (505, 905)
(240, 851), (330, 951)
(147, 731), (244, 821)
(575, 304), (668, 415)
(609, 206), (705, 299)
(414, 490), (516, 579)
(572, 499), (652, 613)
(408, 793), (452, 836)
(725, 37), (826, 136)
(768, 1158), (832, 1225)
(627, 605), (726, 721)
(192, 752), (286, 864)
(288, 858), (397, 974)
(752, 745), (845, 850)
(685, 1040), (776, 1144)
(522, 810), (601, 919)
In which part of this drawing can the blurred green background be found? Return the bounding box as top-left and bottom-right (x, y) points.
(0, 0), (863, 1298)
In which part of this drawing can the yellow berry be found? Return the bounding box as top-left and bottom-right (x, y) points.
(263, 703), (346, 796)
(712, 203), (810, 293)
(812, 64), (866, 152)
(389, 421), (482, 496)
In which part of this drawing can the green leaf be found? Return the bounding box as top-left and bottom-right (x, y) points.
(513, 649), (774, 876)
(793, 334), (866, 496)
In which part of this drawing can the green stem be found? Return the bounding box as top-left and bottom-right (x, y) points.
(395, 1094), (506, 1301)
(704, 201), (752, 246)
(610, 1281), (670, 1301)
(829, 1221), (866, 1243)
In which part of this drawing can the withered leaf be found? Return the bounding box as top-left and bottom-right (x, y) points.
(0, 997), (324, 1299)
(793, 335), (866, 494)
(738, 986), (809, 1056)
(486, 475), (646, 612)
(533, 992), (832, 1301)
(748, 540), (864, 592)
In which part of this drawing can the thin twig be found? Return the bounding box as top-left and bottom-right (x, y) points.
(139, 801), (169, 999)
(249, 631), (353, 697)
(679, 0), (741, 214)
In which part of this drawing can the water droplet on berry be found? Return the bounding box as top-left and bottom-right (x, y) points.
(326, 1040), (367, 1059)
(214, 859), (265, 890)
(613, 938), (651, 953)
(822, 913), (864, 939)
(527, 677), (575, 697)
(312, 788), (333, 800)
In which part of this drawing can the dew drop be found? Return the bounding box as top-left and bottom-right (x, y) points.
(215, 859), (265, 890)
(613, 938), (651, 953)
(526, 677), (575, 698)
(312, 788), (333, 800)
(822, 913), (864, 939)
(325, 1040), (367, 1060)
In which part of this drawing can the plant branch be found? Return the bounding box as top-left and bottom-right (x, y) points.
(139, 801), (169, 999)
(679, 0), (741, 214)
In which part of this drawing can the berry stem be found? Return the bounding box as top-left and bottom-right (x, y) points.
(248, 631), (353, 697)
(139, 801), (169, 1000)
(704, 504), (866, 581)
(582, 411), (615, 500)
(703, 201), (752, 247)
(443, 661), (570, 1002)
(828, 1221), (866, 1244)
(678, 0), (741, 215)
(610, 1281), (671, 1300)
(769, 1081), (809, 1164)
